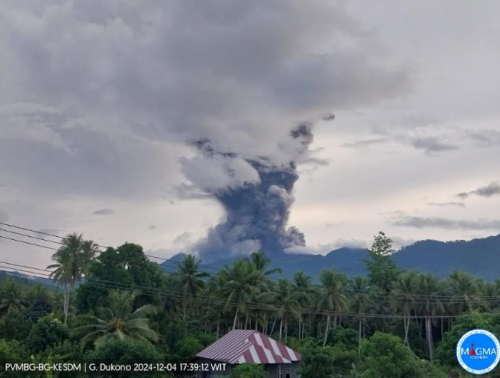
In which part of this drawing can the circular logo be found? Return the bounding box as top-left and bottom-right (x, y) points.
(456, 329), (500, 375)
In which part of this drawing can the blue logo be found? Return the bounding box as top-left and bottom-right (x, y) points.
(456, 329), (500, 375)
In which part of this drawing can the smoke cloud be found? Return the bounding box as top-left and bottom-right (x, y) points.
(180, 123), (319, 260)
(0, 1), (411, 260)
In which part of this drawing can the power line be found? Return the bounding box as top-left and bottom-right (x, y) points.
(0, 235), (58, 251)
(3, 222), (500, 306)
(2, 259), (500, 320)
(2, 232), (500, 303)
(2, 263), (498, 320)
(0, 221), (221, 272)
(0, 228), (63, 246)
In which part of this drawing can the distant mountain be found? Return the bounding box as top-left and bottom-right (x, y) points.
(161, 234), (500, 280)
(0, 270), (57, 288)
(6, 234), (500, 286)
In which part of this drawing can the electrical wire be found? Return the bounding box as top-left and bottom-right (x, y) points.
(1, 259), (499, 320)
(1, 229), (500, 303)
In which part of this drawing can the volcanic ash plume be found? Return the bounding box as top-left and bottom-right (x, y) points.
(181, 123), (319, 261)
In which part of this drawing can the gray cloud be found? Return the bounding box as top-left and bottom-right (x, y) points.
(341, 138), (390, 148)
(93, 208), (115, 215)
(409, 137), (458, 154)
(0, 1), (410, 209)
(322, 113), (336, 121)
(457, 182), (500, 199)
(0, 210), (8, 223)
(342, 134), (458, 155)
(427, 202), (465, 208)
(465, 130), (500, 147)
(342, 125), (500, 156)
(391, 216), (500, 231)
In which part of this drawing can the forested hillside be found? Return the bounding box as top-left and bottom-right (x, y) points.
(1, 232), (499, 377)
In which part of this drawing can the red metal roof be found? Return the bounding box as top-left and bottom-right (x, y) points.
(196, 329), (302, 365)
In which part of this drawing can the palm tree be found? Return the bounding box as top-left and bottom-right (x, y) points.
(480, 279), (500, 311)
(0, 278), (26, 315)
(349, 276), (374, 353)
(199, 281), (226, 338)
(246, 251), (282, 277)
(418, 273), (444, 361)
(316, 269), (349, 347)
(446, 271), (482, 314)
(217, 260), (266, 330)
(257, 279), (306, 342)
(26, 283), (53, 306)
(174, 255), (210, 319)
(391, 271), (418, 347)
(47, 233), (97, 323)
(292, 271), (313, 339)
(72, 290), (158, 348)
(80, 240), (100, 275)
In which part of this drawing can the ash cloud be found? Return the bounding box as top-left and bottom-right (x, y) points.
(185, 123), (318, 260)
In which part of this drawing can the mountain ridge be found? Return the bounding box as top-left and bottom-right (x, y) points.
(162, 233), (500, 280)
(3, 234), (499, 284)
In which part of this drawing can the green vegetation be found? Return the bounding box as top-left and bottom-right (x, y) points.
(1, 231), (500, 377)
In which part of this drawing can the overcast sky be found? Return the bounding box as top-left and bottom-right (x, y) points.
(1, 0), (500, 272)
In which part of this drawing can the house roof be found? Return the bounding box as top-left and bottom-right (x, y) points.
(196, 329), (301, 365)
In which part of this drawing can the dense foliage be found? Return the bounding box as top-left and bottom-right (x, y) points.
(1, 231), (499, 377)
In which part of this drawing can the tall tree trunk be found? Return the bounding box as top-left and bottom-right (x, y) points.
(279, 318), (283, 341)
(426, 316), (434, 361)
(233, 308), (239, 330)
(358, 318), (362, 355)
(323, 314), (331, 347)
(245, 313), (249, 329)
(63, 285), (69, 324)
(182, 297), (187, 320)
(270, 317), (277, 336)
(216, 319), (220, 339)
(440, 318), (444, 341)
(403, 312), (410, 347)
(285, 318), (288, 343)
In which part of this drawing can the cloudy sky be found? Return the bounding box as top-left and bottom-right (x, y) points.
(1, 0), (500, 271)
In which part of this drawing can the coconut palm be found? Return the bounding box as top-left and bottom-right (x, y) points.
(292, 271), (313, 339)
(418, 273), (444, 361)
(446, 271), (482, 314)
(80, 240), (100, 275)
(174, 255), (210, 319)
(257, 279), (306, 342)
(71, 290), (158, 348)
(391, 271), (418, 347)
(0, 278), (26, 315)
(47, 233), (96, 323)
(480, 279), (500, 311)
(316, 269), (349, 347)
(217, 260), (266, 330)
(349, 275), (374, 353)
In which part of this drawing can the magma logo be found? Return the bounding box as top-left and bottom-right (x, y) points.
(456, 329), (500, 375)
